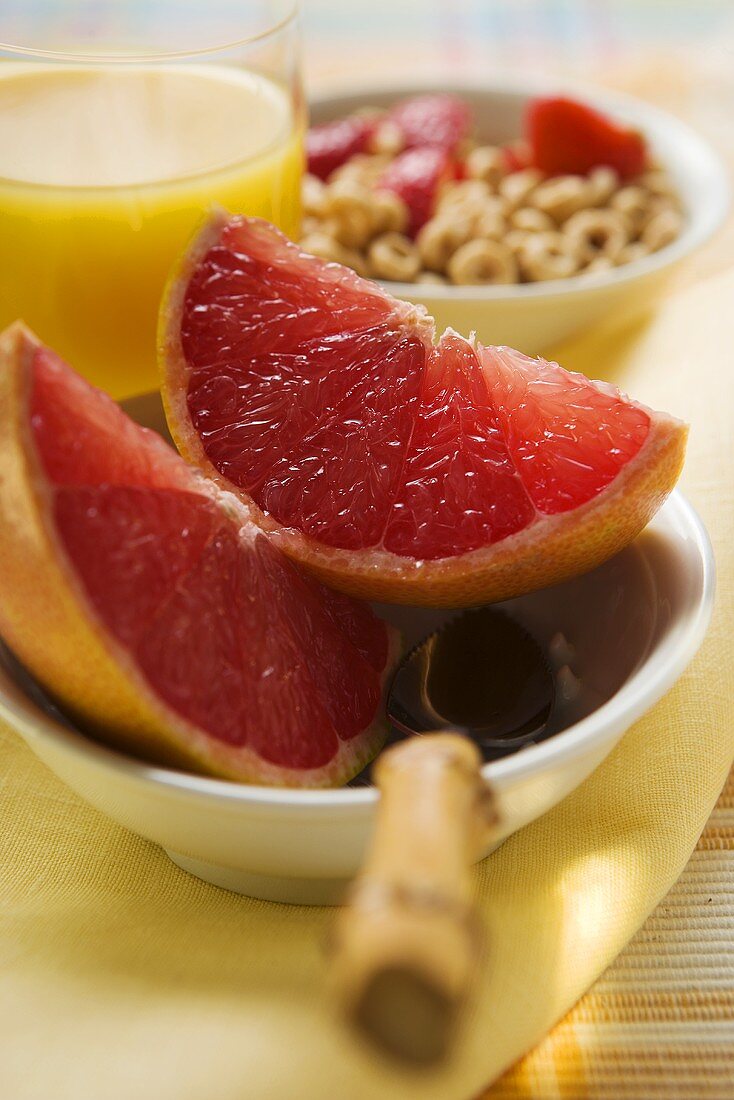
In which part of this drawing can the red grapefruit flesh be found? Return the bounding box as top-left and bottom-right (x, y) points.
(0, 323), (392, 786)
(159, 213), (687, 607)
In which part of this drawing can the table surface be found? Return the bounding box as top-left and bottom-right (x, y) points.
(303, 2), (734, 1097)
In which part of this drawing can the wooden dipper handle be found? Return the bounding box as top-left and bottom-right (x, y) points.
(331, 732), (497, 1066)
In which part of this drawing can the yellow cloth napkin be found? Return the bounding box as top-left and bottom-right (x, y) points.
(1, 268), (733, 1100)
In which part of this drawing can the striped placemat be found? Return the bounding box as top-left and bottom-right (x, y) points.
(484, 767), (734, 1098)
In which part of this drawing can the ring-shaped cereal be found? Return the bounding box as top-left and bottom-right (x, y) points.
(518, 232), (580, 281)
(416, 216), (474, 272)
(465, 145), (508, 188)
(368, 232), (421, 281)
(447, 238), (518, 285)
(530, 175), (593, 224)
(563, 209), (629, 263)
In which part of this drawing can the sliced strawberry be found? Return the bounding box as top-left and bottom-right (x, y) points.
(387, 93), (473, 154)
(377, 146), (453, 237)
(306, 116), (377, 181)
(526, 96), (647, 179)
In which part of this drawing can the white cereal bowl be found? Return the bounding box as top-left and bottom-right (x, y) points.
(310, 78), (730, 353)
(0, 489), (714, 905)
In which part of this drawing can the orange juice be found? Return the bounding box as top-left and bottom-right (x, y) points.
(0, 63), (303, 397)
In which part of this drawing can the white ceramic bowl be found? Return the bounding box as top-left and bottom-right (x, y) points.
(310, 78), (730, 353)
(0, 491), (713, 905)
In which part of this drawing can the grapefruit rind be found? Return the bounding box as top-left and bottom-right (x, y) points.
(0, 323), (393, 787)
(159, 214), (687, 608)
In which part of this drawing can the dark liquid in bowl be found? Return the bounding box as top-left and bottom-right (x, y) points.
(349, 608), (557, 787)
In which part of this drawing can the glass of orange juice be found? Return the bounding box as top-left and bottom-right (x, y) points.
(0, 1), (303, 398)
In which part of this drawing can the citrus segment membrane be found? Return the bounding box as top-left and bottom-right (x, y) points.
(0, 329), (391, 785)
(479, 346), (650, 514)
(382, 333), (535, 559)
(170, 217), (667, 571)
(181, 220), (427, 549)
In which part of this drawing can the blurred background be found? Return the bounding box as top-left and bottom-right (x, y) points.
(302, 0), (734, 285)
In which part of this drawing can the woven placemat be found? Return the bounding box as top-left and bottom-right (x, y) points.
(484, 767), (734, 1098)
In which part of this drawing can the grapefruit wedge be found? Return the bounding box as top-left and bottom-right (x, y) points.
(0, 323), (393, 786)
(160, 213), (687, 607)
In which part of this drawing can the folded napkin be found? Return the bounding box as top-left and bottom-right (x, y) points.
(1, 268), (733, 1100)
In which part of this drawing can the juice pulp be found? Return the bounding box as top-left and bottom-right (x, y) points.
(0, 63), (303, 398)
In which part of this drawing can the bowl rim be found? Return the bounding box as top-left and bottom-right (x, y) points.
(0, 491), (715, 810)
(309, 75), (732, 303)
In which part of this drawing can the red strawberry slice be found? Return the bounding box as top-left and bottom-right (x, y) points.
(526, 96), (647, 179)
(387, 93), (473, 153)
(377, 146), (453, 236)
(306, 115), (376, 181)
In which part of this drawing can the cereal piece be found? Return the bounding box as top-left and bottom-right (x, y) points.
(417, 216), (473, 272)
(498, 169), (543, 210)
(609, 185), (650, 233)
(563, 209), (628, 263)
(300, 231), (368, 276)
(587, 166), (619, 206)
(321, 212), (374, 251)
(488, 193), (510, 216)
(517, 232), (580, 281)
(329, 153), (391, 186)
(300, 230), (341, 261)
(530, 175), (592, 223)
(465, 145), (508, 187)
(332, 162), (389, 193)
(323, 181), (375, 248)
(474, 194), (509, 220)
(301, 215), (323, 235)
(303, 173), (327, 216)
(437, 179), (491, 212)
(368, 232), (421, 281)
(447, 238), (518, 285)
(433, 183), (493, 233)
(584, 255), (616, 275)
(510, 207), (554, 233)
(636, 169), (680, 202)
(369, 119), (405, 157)
(641, 207), (683, 252)
(504, 228), (532, 254)
(474, 211), (506, 240)
(615, 241), (650, 266)
(326, 208), (374, 250)
(640, 195), (681, 229)
(371, 189), (409, 235)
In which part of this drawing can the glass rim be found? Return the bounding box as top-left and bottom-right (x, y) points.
(0, 1), (299, 64)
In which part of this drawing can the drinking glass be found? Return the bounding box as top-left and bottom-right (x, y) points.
(0, 1), (303, 397)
